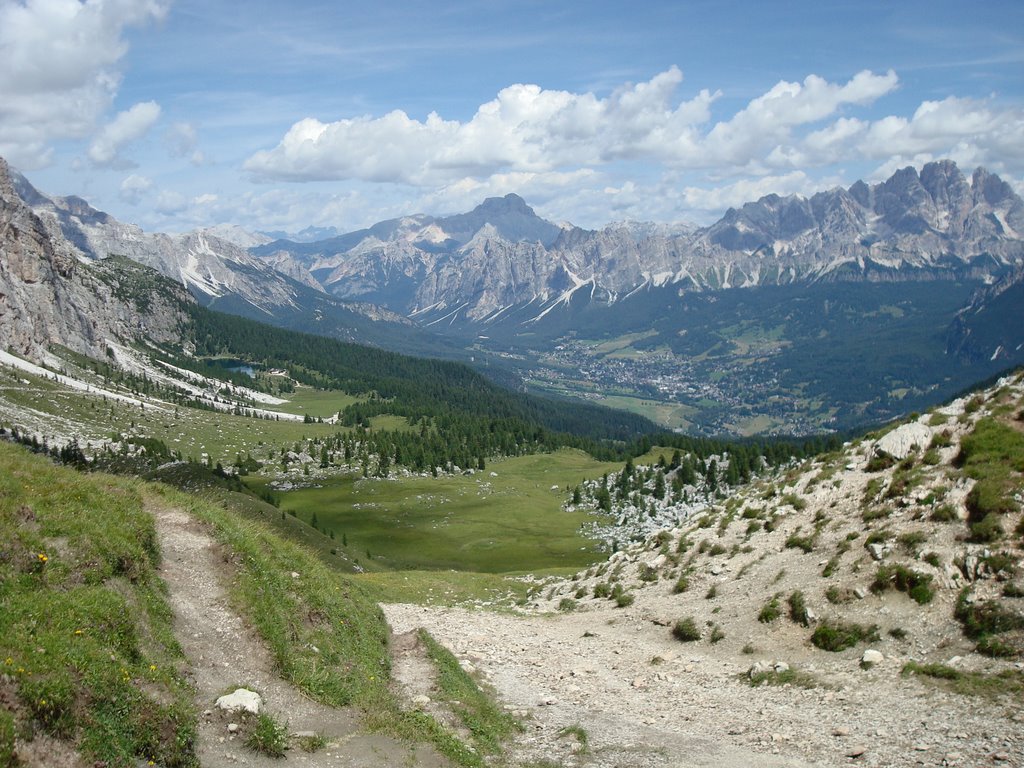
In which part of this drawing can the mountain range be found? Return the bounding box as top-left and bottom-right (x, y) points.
(5, 155), (1023, 435)
(252, 159), (1024, 329)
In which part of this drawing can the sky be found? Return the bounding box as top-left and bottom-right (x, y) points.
(2, 0), (1023, 236)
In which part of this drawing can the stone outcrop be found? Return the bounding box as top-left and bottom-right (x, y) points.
(0, 158), (191, 360)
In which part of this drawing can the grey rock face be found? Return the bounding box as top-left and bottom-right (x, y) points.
(261, 161), (1024, 323)
(0, 158), (191, 360)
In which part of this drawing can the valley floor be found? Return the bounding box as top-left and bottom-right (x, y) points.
(384, 601), (1023, 768)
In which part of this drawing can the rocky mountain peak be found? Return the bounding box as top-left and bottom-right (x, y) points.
(972, 167), (1017, 207)
(438, 192), (563, 246)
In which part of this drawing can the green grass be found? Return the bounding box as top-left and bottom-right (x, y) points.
(265, 449), (621, 573)
(811, 619), (880, 652)
(0, 364), (343, 467)
(901, 662), (1024, 699)
(151, 475), (499, 766)
(261, 385), (363, 418)
(747, 666), (820, 689)
(957, 418), (1024, 541)
(0, 442), (198, 767)
(245, 712), (289, 757)
(418, 629), (521, 760)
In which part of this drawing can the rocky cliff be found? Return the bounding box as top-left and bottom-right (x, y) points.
(0, 158), (191, 360)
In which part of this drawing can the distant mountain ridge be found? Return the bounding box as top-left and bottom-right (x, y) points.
(253, 160), (1024, 325)
(5, 164), (448, 354)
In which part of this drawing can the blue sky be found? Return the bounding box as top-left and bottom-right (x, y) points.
(2, 0), (1022, 235)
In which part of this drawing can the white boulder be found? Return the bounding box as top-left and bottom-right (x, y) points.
(215, 688), (263, 715)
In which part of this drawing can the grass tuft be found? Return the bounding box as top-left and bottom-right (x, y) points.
(811, 619), (879, 652)
(245, 712), (289, 758)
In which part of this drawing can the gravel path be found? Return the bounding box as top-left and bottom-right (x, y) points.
(383, 601), (1024, 768)
(153, 499), (446, 767)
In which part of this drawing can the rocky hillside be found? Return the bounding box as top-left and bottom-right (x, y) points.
(539, 373), (1024, 663)
(256, 160), (1024, 324)
(0, 158), (191, 360)
(10, 168), (324, 311)
(459, 373), (1023, 765)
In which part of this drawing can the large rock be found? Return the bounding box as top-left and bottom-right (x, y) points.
(874, 422), (934, 460)
(215, 688), (263, 715)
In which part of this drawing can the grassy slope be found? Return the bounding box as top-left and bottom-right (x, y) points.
(0, 441), (197, 767)
(0, 439), (514, 767)
(260, 449), (622, 573)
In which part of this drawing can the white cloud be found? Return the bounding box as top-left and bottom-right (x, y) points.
(166, 121), (205, 165)
(243, 66), (1024, 230)
(154, 189), (187, 214)
(119, 173), (153, 204)
(679, 172), (823, 214)
(88, 101), (162, 167)
(244, 68), (907, 186)
(0, 0), (167, 168)
(244, 67), (721, 184)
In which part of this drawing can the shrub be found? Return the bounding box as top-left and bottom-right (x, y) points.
(976, 635), (1018, 658)
(897, 531), (928, 553)
(705, 584), (718, 600)
(864, 529), (892, 547)
(930, 504), (958, 523)
(922, 552), (942, 568)
(758, 595), (782, 623)
(574, 586), (587, 599)
(781, 493), (807, 511)
(871, 564), (935, 605)
(747, 666), (819, 689)
(709, 543), (728, 557)
(614, 591), (635, 608)
(822, 556), (841, 578)
(785, 533), (815, 553)
(861, 505), (891, 523)
(982, 552), (1018, 576)
(787, 590), (810, 626)
(955, 590), (1024, 638)
(593, 582), (611, 599)
(865, 454), (895, 472)
(709, 624), (726, 644)
(888, 627), (908, 640)
(1003, 583), (1024, 599)
(638, 564), (659, 582)
(673, 575), (690, 594)
(672, 618), (701, 642)
(825, 586), (854, 604)
(969, 511), (1004, 543)
(246, 712), (289, 758)
(811, 620), (879, 652)
(557, 598), (578, 613)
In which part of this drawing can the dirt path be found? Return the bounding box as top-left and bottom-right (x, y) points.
(152, 499), (446, 767)
(384, 603), (820, 768)
(384, 601), (1024, 768)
